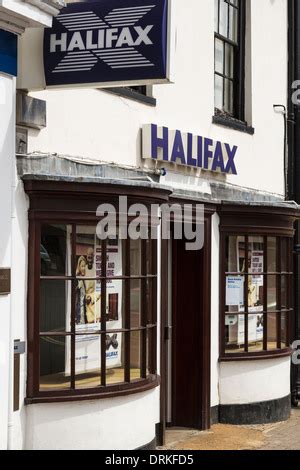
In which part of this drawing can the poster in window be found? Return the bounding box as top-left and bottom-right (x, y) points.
(226, 276), (244, 306)
(251, 250), (264, 286)
(65, 228), (123, 375)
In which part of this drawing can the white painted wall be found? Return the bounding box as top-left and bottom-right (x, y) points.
(219, 357), (291, 405)
(0, 72), (14, 450)
(24, 0), (288, 197)
(7, 181), (29, 450)
(25, 390), (157, 450)
(211, 213), (220, 408)
(0, 73), (29, 451)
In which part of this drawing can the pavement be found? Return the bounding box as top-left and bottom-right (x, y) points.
(159, 408), (300, 451)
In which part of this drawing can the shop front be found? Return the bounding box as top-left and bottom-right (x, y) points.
(17, 159), (300, 449)
(159, 198), (299, 440)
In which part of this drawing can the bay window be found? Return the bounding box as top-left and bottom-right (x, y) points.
(219, 204), (297, 360)
(24, 179), (167, 403)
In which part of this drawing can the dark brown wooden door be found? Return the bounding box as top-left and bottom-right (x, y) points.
(171, 238), (204, 429)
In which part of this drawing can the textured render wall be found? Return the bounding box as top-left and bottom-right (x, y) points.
(24, 0), (288, 196)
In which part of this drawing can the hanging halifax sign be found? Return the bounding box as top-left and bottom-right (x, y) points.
(44, 0), (170, 87)
(142, 124), (238, 175)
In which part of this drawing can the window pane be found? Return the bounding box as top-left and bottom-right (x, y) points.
(281, 312), (288, 348)
(248, 237), (264, 270)
(229, 5), (238, 42)
(131, 279), (141, 327)
(214, 0), (219, 32)
(215, 38), (224, 74)
(76, 226), (101, 324)
(248, 314), (264, 352)
(75, 227), (124, 326)
(225, 236), (246, 273)
(267, 238), (277, 272)
(130, 239), (141, 275)
(215, 74), (223, 110)
(75, 334), (100, 389)
(267, 275), (277, 311)
(106, 332), (125, 385)
(219, 0), (229, 37)
(146, 239), (157, 275)
(147, 328), (156, 374)
(106, 279), (125, 326)
(248, 237), (264, 311)
(248, 276), (264, 313)
(41, 224), (72, 276)
(281, 238), (288, 272)
(131, 331), (142, 381)
(40, 336), (70, 391)
(267, 313), (278, 350)
(281, 275), (288, 309)
(225, 43), (234, 79)
(224, 78), (233, 114)
(225, 314), (245, 353)
(146, 278), (155, 324)
(40, 280), (71, 333)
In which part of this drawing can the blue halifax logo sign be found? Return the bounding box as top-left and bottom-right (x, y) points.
(44, 0), (169, 87)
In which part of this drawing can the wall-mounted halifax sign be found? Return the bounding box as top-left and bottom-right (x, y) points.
(142, 124), (238, 175)
(44, 0), (170, 88)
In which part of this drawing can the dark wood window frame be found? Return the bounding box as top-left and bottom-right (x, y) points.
(24, 179), (171, 404)
(214, 0), (246, 122)
(219, 204), (299, 362)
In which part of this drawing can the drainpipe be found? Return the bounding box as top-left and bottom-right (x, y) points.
(288, 0), (300, 406)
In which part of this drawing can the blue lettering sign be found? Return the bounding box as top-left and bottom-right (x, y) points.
(171, 130), (186, 165)
(142, 124), (239, 176)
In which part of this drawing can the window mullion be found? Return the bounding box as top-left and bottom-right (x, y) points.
(277, 238), (282, 349)
(70, 224), (77, 389)
(237, 0), (245, 121)
(151, 239), (158, 374)
(34, 221), (42, 395)
(101, 239), (107, 386)
(141, 239), (147, 379)
(263, 236), (268, 351)
(287, 238), (292, 346)
(125, 237), (131, 383)
(244, 236), (249, 353)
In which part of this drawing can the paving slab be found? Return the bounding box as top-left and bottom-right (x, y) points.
(159, 409), (300, 451)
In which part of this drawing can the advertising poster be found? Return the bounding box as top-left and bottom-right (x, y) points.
(226, 276), (244, 307)
(66, 229), (123, 375)
(232, 314), (264, 346)
(251, 250), (264, 286)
